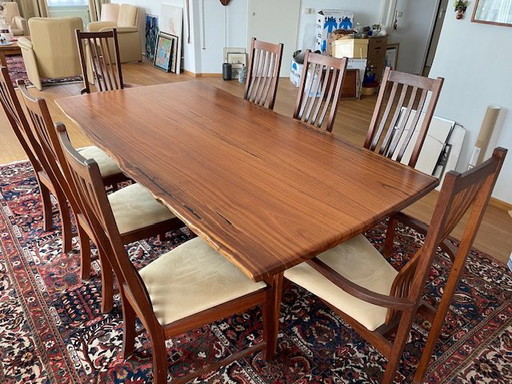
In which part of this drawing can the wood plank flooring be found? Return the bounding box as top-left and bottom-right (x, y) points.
(1, 61), (511, 264)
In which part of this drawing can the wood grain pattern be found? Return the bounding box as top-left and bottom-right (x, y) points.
(57, 81), (438, 281)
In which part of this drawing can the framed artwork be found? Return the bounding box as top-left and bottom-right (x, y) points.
(167, 34), (179, 73)
(385, 43), (399, 70)
(472, 0), (512, 27)
(160, 4), (183, 73)
(227, 52), (247, 79)
(227, 52), (247, 66)
(145, 14), (159, 61)
(153, 33), (174, 72)
(223, 47), (245, 63)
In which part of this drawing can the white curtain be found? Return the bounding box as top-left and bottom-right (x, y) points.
(87, 0), (109, 22)
(15, 0), (49, 18)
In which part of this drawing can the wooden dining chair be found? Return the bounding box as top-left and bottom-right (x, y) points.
(17, 84), (185, 312)
(284, 147), (507, 383)
(364, 67), (444, 168)
(293, 50), (348, 132)
(75, 28), (124, 94)
(58, 130), (276, 384)
(0, 66), (73, 253)
(244, 37), (284, 110)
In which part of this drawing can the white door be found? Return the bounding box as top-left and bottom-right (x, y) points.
(248, 0), (300, 77)
(392, 0), (439, 74)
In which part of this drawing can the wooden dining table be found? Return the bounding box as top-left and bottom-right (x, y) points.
(57, 80), (438, 353)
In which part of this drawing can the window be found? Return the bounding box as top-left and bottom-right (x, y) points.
(47, 0), (88, 6)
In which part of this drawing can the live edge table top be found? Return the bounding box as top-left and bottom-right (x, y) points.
(57, 81), (438, 282)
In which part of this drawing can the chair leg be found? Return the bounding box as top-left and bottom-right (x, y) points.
(121, 290), (136, 359)
(263, 272), (283, 360)
(39, 182), (53, 231)
(53, 187), (73, 253)
(78, 224), (91, 280)
(150, 329), (168, 384)
(99, 250), (114, 313)
(383, 217), (398, 258)
(413, 252), (470, 383)
(381, 311), (417, 384)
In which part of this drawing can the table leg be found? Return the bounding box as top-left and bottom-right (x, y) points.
(263, 272), (283, 359)
(0, 52), (6, 68)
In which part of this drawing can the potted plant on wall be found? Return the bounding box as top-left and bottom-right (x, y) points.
(454, 0), (469, 19)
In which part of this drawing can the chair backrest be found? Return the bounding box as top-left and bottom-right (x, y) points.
(244, 37), (283, 110)
(0, 67), (53, 177)
(17, 82), (80, 213)
(75, 28), (124, 93)
(57, 127), (155, 323)
(364, 67), (444, 168)
(293, 50), (348, 132)
(100, 3), (120, 22)
(117, 4), (138, 27)
(398, 148), (506, 308)
(28, 17), (83, 78)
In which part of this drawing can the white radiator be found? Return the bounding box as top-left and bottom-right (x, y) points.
(48, 6), (90, 26)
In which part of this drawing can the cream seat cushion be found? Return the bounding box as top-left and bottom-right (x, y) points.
(108, 183), (174, 234)
(77, 146), (122, 177)
(139, 237), (267, 325)
(284, 234), (398, 331)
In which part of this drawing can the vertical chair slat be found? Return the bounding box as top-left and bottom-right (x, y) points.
(364, 67), (444, 168)
(244, 38), (283, 110)
(379, 83), (408, 156)
(292, 51), (347, 132)
(76, 28), (125, 94)
(386, 85), (418, 158)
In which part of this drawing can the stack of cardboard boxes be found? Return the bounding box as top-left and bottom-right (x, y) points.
(290, 9), (389, 97)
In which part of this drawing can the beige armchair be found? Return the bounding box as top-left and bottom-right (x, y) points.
(0, 2), (28, 36)
(18, 17), (83, 90)
(87, 3), (142, 63)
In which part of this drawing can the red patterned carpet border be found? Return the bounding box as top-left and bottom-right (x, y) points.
(5, 55), (82, 88)
(0, 161), (511, 383)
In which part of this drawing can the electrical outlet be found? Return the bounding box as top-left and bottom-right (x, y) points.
(303, 8), (315, 15)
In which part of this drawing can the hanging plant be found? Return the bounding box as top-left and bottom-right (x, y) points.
(454, 0), (469, 19)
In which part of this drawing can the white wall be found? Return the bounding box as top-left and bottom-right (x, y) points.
(127, 0), (386, 74)
(429, 4), (512, 203)
(112, 0), (198, 73)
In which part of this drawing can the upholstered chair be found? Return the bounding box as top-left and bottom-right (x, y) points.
(0, 2), (28, 36)
(17, 17), (83, 90)
(87, 3), (142, 63)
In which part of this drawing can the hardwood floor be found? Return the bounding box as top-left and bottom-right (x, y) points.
(1, 61), (511, 264)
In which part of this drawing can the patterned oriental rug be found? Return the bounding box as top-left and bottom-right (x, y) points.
(0, 161), (511, 383)
(4, 55), (82, 88)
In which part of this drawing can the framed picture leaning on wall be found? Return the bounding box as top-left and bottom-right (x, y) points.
(154, 33), (174, 72)
(385, 43), (399, 70)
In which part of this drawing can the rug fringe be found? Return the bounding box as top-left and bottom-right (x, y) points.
(0, 159), (30, 167)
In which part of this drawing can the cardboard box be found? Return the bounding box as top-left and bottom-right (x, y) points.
(316, 10), (354, 54)
(332, 38), (369, 59)
(290, 58), (303, 87)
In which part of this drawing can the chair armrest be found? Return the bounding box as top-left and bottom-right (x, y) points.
(12, 16), (29, 35)
(17, 37), (33, 50)
(87, 21), (116, 32)
(306, 258), (415, 310)
(113, 26), (139, 34)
